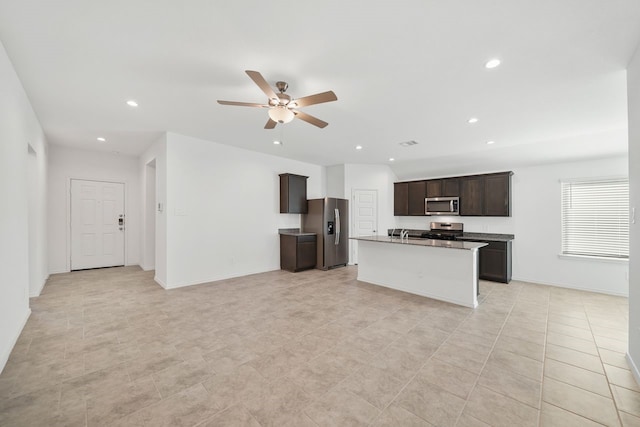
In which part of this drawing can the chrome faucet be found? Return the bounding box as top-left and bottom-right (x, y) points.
(400, 229), (409, 242)
(390, 228), (396, 240)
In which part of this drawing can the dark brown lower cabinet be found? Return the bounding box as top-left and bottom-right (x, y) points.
(478, 241), (512, 283)
(280, 234), (317, 272)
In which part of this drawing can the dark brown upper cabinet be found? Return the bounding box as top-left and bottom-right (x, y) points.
(279, 173), (308, 213)
(484, 173), (512, 216)
(394, 182), (409, 216)
(426, 178), (459, 198)
(460, 172), (512, 217)
(394, 172), (511, 217)
(460, 176), (484, 216)
(425, 180), (442, 198)
(442, 178), (460, 197)
(408, 181), (427, 216)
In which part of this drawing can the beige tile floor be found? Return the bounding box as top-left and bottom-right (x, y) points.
(0, 265), (639, 426)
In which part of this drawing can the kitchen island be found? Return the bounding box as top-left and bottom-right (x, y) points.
(350, 236), (487, 308)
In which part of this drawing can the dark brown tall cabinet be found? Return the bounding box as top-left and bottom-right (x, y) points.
(279, 173), (308, 213)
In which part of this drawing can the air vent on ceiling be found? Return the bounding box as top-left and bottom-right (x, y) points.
(399, 140), (418, 147)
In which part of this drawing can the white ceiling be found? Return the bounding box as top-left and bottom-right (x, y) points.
(1, 1), (639, 179)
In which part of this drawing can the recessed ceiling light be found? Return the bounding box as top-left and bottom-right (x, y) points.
(126, 100), (138, 107)
(485, 59), (501, 69)
(355, 145), (363, 150)
(273, 140), (282, 145)
(468, 117), (478, 124)
(97, 137), (106, 142)
(486, 140), (495, 145)
(389, 158), (395, 162)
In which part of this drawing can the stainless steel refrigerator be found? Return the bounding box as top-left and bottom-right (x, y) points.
(302, 198), (349, 270)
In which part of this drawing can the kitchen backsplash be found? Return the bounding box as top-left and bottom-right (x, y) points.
(395, 215), (515, 234)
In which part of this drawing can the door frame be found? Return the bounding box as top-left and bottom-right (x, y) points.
(351, 188), (379, 265)
(66, 177), (128, 272)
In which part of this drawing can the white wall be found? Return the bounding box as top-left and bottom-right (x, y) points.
(396, 157), (629, 296)
(0, 40), (48, 373)
(140, 134), (167, 286)
(158, 132), (324, 288)
(343, 164), (397, 264)
(326, 164), (345, 198)
(48, 145), (140, 273)
(627, 42), (640, 381)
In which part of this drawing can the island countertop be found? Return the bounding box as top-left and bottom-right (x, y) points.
(350, 235), (487, 251)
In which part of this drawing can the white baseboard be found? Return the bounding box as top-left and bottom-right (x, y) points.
(160, 268), (279, 290)
(0, 308), (31, 374)
(140, 264), (155, 272)
(29, 274), (49, 298)
(627, 352), (640, 387)
(511, 276), (628, 297)
(154, 275), (168, 289)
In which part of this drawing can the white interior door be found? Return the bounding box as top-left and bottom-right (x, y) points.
(352, 189), (378, 264)
(71, 179), (125, 270)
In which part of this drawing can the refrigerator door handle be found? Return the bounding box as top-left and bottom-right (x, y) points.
(335, 208), (340, 245)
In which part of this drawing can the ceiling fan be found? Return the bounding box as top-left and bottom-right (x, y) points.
(217, 70), (337, 129)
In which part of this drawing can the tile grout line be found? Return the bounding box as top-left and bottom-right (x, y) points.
(542, 292), (623, 426)
(536, 285), (551, 427)
(585, 296), (626, 427)
(367, 282), (518, 426)
(452, 284), (538, 427)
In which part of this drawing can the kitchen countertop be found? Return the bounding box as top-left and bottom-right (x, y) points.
(386, 229), (514, 242)
(457, 232), (514, 242)
(278, 228), (317, 237)
(351, 235), (487, 251)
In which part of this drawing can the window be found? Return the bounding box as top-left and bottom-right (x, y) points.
(561, 178), (629, 259)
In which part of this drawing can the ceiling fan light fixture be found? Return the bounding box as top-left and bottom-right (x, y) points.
(268, 106), (295, 124)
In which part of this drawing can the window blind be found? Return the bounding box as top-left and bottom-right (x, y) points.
(561, 178), (629, 259)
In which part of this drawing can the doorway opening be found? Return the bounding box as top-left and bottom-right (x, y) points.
(27, 144), (40, 296)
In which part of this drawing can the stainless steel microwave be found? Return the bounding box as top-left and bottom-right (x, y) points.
(425, 197), (460, 215)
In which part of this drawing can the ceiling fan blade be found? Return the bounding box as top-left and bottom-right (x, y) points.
(217, 100), (269, 108)
(292, 110), (329, 128)
(290, 91), (337, 108)
(264, 118), (277, 129)
(245, 70), (279, 101)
